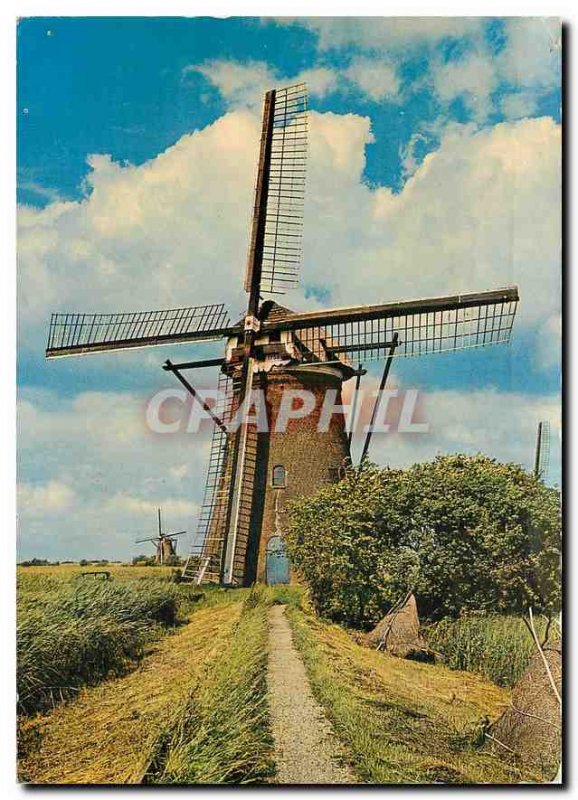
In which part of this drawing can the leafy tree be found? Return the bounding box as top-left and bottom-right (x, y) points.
(285, 455), (561, 628)
(132, 555), (156, 566)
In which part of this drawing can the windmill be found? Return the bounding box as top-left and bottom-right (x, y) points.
(46, 83), (519, 587)
(534, 421), (551, 482)
(134, 508), (187, 565)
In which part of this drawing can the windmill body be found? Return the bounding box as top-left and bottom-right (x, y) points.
(206, 302), (354, 584)
(46, 84), (520, 587)
(134, 509), (187, 565)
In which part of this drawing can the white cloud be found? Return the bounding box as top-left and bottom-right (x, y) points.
(427, 19), (561, 123)
(18, 481), (77, 516)
(500, 91), (539, 120)
(185, 60), (275, 107)
(17, 388), (212, 560)
(187, 57), (401, 108)
(185, 60), (337, 107)
(270, 18), (560, 124)
(274, 17), (486, 51)
(304, 114), (561, 331)
(18, 109), (260, 346)
(18, 110), (560, 356)
(361, 388), (561, 485)
(107, 493), (197, 517)
(499, 18), (561, 91)
(345, 58), (400, 102)
(294, 67), (337, 98)
(432, 52), (498, 121)
(170, 463), (189, 479)
(535, 314), (562, 372)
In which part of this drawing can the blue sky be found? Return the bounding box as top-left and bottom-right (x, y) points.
(17, 17), (561, 560)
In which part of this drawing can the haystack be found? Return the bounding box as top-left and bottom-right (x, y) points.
(367, 593), (431, 660)
(488, 639), (561, 779)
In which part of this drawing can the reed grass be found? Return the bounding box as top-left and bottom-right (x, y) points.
(18, 602), (243, 784)
(17, 574), (194, 715)
(423, 615), (547, 688)
(152, 586), (274, 784)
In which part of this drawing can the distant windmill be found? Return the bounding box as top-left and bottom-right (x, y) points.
(534, 421), (551, 482)
(46, 83), (519, 587)
(134, 509), (187, 565)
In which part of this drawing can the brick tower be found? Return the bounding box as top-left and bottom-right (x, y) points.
(221, 302), (355, 585)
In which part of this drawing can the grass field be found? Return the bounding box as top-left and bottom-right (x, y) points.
(18, 564), (214, 715)
(19, 585), (274, 784)
(152, 587), (275, 784)
(286, 605), (547, 784)
(18, 600), (245, 783)
(18, 572), (549, 785)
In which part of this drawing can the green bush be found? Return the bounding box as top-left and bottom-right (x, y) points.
(286, 455), (561, 628)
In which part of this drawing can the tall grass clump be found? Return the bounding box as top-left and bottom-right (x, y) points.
(424, 614), (547, 688)
(18, 577), (183, 715)
(152, 586), (274, 784)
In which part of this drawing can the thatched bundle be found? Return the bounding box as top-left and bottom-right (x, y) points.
(367, 594), (432, 661)
(488, 638), (561, 779)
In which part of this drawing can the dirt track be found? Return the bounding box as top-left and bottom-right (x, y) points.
(267, 604), (356, 785)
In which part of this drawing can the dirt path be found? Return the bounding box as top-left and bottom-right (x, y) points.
(267, 604), (356, 784)
(19, 602), (242, 784)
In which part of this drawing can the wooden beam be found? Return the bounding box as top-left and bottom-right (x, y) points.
(163, 357), (225, 371)
(360, 334), (399, 463)
(260, 287), (520, 332)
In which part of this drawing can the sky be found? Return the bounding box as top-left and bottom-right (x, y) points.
(17, 16), (562, 561)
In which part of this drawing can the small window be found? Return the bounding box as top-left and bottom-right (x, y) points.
(272, 465), (286, 488)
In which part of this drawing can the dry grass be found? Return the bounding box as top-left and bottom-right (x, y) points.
(17, 564), (176, 581)
(287, 608), (544, 784)
(153, 587), (275, 785)
(17, 571), (199, 715)
(19, 602), (242, 784)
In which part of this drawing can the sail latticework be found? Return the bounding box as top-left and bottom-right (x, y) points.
(246, 83), (308, 297)
(181, 369), (260, 586)
(181, 371), (235, 584)
(263, 289), (519, 363)
(46, 304), (231, 357)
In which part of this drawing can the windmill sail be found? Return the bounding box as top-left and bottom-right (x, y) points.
(181, 369), (259, 585)
(46, 303), (233, 358)
(260, 287), (519, 362)
(245, 83), (308, 298)
(220, 362), (259, 584)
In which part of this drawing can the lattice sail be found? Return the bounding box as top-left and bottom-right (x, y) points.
(262, 288), (519, 363)
(181, 371), (235, 584)
(46, 304), (231, 357)
(246, 83), (308, 297)
(180, 368), (260, 586)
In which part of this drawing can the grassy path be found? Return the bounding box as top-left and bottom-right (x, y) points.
(19, 602), (242, 784)
(287, 607), (541, 784)
(19, 583), (542, 786)
(267, 605), (355, 784)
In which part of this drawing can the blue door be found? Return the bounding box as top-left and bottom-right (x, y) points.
(266, 536), (290, 585)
